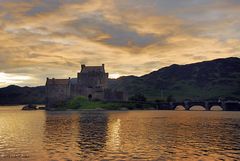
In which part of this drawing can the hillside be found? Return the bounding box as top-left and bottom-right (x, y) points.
(0, 57), (239, 105)
(108, 57), (240, 101)
(0, 85), (45, 105)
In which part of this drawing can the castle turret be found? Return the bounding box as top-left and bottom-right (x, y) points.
(81, 64), (85, 72)
(102, 64), (105, 70)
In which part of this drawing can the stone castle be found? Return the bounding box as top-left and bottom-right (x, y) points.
(46, 64), (127, 108)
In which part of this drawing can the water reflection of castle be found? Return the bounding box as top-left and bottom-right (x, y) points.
(43, 112), (110, 159)
(78, 112), (108, 152)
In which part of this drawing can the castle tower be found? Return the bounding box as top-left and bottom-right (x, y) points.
(46, 78), (70, 108)
(78, 64), (108, 88)
(77, 64), (109, 100)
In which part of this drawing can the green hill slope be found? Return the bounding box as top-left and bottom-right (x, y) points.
(109, 57), (240, 101)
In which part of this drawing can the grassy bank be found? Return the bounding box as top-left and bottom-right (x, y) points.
(56, 96), (155, 110)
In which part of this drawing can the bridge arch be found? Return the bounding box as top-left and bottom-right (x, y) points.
(207, 102), (223, 111)
(175, 105), (185, 110)
(172, 103), (185, 110)
(210, 105), (223, 111)
(187, 102), (207, 110)
(189, 105), (206, 111)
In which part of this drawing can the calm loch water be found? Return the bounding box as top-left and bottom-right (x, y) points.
(0, 106), (239, 161)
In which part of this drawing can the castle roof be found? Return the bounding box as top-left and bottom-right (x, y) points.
(46, 79), (69, 85)
(81, 65), (105, 73)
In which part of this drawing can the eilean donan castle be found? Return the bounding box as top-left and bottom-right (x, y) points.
(46, 64), (127, 108)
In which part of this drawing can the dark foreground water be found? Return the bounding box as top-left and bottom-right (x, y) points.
(0, 106), (239, 161)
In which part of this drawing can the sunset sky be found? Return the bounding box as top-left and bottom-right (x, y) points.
(0, 0), (240, 87)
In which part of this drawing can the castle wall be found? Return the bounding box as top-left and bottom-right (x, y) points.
(104, 89), (128, 101)
(69, 84), (78, 98)
(73, 87), (105, 101)
(46, 84), (70, 108)
(77, 72), (108, 89)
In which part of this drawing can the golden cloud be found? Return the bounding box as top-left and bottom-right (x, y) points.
(0, 0), (239, 87)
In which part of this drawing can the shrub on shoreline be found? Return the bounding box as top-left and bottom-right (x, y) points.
(55, 96), (156, 110)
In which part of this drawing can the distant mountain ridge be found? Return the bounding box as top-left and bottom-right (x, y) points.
(0, 57), (239, 104)
(0, 85), (45, 105)
(108, 57), (240, 101)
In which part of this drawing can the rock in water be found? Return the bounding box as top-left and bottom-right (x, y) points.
(38, 106), (45, 110)
(22, 104), (37, 110)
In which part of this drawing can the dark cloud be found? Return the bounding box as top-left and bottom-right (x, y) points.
(65, 14), (160, 47)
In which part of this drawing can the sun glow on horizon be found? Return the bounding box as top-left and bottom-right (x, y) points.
(0, 72), (32, 87)
(109, 73), (121, 79)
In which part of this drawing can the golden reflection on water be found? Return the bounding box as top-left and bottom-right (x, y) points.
(0, 107), (240, 161)
(107, 118), (121, 151)
(0, 106), (46, 160)
(43, 112), (80, 160)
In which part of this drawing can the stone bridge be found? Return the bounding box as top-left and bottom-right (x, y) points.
(169, 101), (240, 111)
(151, 100), (240, 111)
(112, 100), (240, 111)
